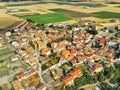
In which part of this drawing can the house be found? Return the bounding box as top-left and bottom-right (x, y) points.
(42, 48), (51, 56)
(62, 68), (83, 86)
(62, 75), (74, 86)
(91, 54), (100, 61)
(87, 62), (103, 74)
(70, 49), (77, 56)
(36, 83), (46, 90)
(50, 69), (59, 80)
(39, 55), (49, 63)
(16, 72), (26, 81)
(61, 50), (70, 59)
(50, 80), (61, 87)
(13, 20), (26, 29)
(52, 42), (66, 52)
(12, 80), (24, 90)
(11, 55), (19, 62)
(69, 68), (83, 79)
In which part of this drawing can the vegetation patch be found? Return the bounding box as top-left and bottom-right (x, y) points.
(7, 3), (31, 7)
(91, 11), (120, 19)
(115, 6), (120, 8)
(42, 58), (59, 71)
(0, 65), (8, 71)
(50, 8), (93, 18)
(107, 2), (120, 4)
(115, 31), (120, 37)
(21, 13), (72, 24)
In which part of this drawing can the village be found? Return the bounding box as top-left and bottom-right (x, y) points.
(0, 15), (120, 90)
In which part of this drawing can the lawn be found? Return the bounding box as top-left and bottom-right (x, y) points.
(21, 13), (72, 24)
(91, 11), (120, 19)
(7, 3), (31, 7)
(50, 8), (93, 18)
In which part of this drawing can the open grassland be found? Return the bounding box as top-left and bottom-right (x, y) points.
(50, 8), (93, 18)
(91, 11), (120, 19)
(21, 13), (72, 24)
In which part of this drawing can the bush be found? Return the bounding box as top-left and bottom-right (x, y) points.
(86, 30), (98, 35)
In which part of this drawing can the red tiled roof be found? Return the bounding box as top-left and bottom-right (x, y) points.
(17, 72), (25, 79)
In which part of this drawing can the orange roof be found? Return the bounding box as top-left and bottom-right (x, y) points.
(69, 68), (83, 78)
(78, 55), (86, 61)
(107, 55), (114, 59)
(0, 39), (4, 44)
(71, 49), (77, 55)
(62, 50), (70, 56)
(43, 48), (50, 53)
(24, 54), (30, 59)
(17, 72), (25, 79)
(62, 75), (73, 85)
(48, 34), (54, 39)
(62, 68), (83, 85)
(92, 55), (99, 60)
(99, 38), (105, 44)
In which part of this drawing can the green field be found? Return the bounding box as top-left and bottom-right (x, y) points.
(21, 13), (72, 24)
(91, 11), (120, 19)
(7, 3), (31, 7)
(50, 8), (93, 18)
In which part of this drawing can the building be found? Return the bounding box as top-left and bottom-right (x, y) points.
(29, 37), (47, 51)
(88, 62), (103, 74)
(36, 83), (46, 90)
(11, 55), (19, 62)
(62, 68), (83, 86)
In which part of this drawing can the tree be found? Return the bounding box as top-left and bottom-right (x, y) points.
(97, 72), (105, 82)
(104, 66), (114, 79)
(0, 86), (2, 90)
(86, 29), (98, 35)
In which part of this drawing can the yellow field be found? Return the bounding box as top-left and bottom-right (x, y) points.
(0, 1), (120, 29)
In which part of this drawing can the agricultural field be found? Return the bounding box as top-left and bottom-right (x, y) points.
(7, 9), (30, 13)
(91, 11), (120, 19)
(21, 13), (72, 24)
(52, 2), (106, 7)
(7, 3), (32, 7)
(50, 8), (93, 18)
(1, 1), (120, 29)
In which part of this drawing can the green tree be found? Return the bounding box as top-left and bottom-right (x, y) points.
(97, 72), (105, 82)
